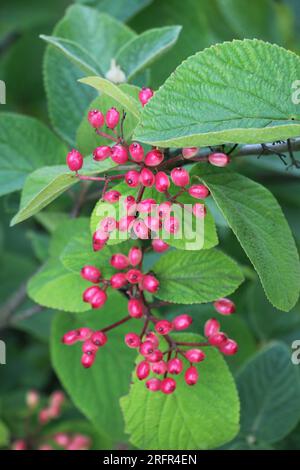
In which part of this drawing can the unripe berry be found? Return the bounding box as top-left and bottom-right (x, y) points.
(62, 329), (79, 345)
(193, 203), (206, 219)
(26, 390), (40, 409)
(155, 171), (170, 193)
(91, 331), (107, 347)
(151, 361), (167, 375)
(182, 147), (198, 159)
(139, 340), (155, 356)
(118, 215), (135, 232)
(126, 269), (143, 284)
(82, 339), (98, 354)
(82, 286), (101, 303)
(110, 253), (129, 270)
(128, 246), (143, 266)
(167, 357), (183, 374)
(105, 107), (120, 129)
(147, 350), (163, 363)
(214, 298), (236, 315)
(103, 190), (121, 203)
(146, 378), (161, 391)
(136, 360), (150, 380)
(90, 289), (107, 309)
(78, 327), (93, 341)
(139, 87), (154, 106)
(173, 314), (193, 331)
(66, 149), (83, 172)
(129, 142), (144, 162)
(138, 198), (157, 213)
(141, 274), (159, 293)
(204, 318), (220, 338)
(128, 298), (144, 318)
(125, 170), (140, 188)
(145, 331), (159, 348)
(208, 152), (230, 167)
(152, 239), (169, 253)
(161, 377), (176, 394)
(158, 201), (172, 219)
(92, 230), (109, 251)
(185, 349), (205, 363)
(145, 149), (164, 167)
(93, 145), (111, 161)
(111, 144), (128, 164)
(188, 184), (210, 199)
(155, 320), (173, 335)
(171, 167), (190, 187)
(208, 332), (227, 347)
(81, 353), (95, 368)
(81, 265), (101, 283)
(125, 333), (141, 349)
(185, 366), (199, 386)
(110, 272), (127, 289)
(132, 219), (149, 240)
(88, 109), (104, 128)
(164, 216), (180, 234)
(140, 167), (155, 187)
(144, 216), (160, 232)
(219, 339), (238, 355)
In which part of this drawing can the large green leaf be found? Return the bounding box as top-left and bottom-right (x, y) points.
(51, 291), (141, 441)
(193, 166), (300, 311)
(120, 332), (239, 450)
(237, 343), (300, 444)
(152, 249), (244, 304)
(133, 39), (300, 147)
(0, 113), (67, 197)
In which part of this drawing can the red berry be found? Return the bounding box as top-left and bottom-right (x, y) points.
(62, 330), (79, 345)
(110, 253), (129, 270)
(138, 198), (157, 213)
(185, 366), (199, 385)
(12, 440), (27, 451)
(81, 265), (101, 283)
(155, 171), (170, 193)
(128, 298), (144, 318)
(140, 168), (155, 187)
(144, 216), (160, 232)
(219, 339), (238, 355)
(128, 246), (143, 266)
(152, 239), (169, 253)
(155, 320), (173, 335)
(92, 230), (109, 251)
(188, 184), (210, 199)
(123, 195), (137, 215)
(161, 377), (176, 394)
(91, 331), (107, 347)
(82, 286), (101, 303)
(125, 170), (140, 188)
(164, 216), (180, 234)
(111, 144), (128, 164)
(90, 289), (107, 309)
(146, 378), (161, 391)
(139, 340), (155, 356)
(204, 318), (220, 338)
(126, 269), (143, 284)
(193, 203), (206, 219)
(141, 274), (159, 293)
(103, 190), (121, 203)
(214, 298), (236, 315)
(136, 360), (150, 380)
(151, 361), (167, 375)
(145, 331), (159, 348)
(125, 333), (141, 349)
(167, 357), (183, 374)
(170, 167), (190, 187)
(100, 216), (117, 233)
(145, 149), (164, 167)
(182, 147), (198, 159)
(93, 145), (111, 161)
(208, 152), (230, 167)
(53, 433), (70, 448)
(146, 350), (163, 363)
(158, 201), (172, 219)
(82, 339), (98, 354)
(105, 107), (120, 129)
(118, 215), (135, 232)
(129, 142), (144, 162)
(132, 219), (149, 240)
(173, 314), (193, 331)
(78, 327), (93, 341)
(88, 109), (104, 128)
(185, 349), (205, 363)
(66, 149), (83, 172)
(81, 353), (95, 368)
(110, 272), (127, 289)
(208, 332), (227, 346)
(139, 87), (154, 106)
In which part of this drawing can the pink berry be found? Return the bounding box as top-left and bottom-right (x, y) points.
(139, 340), (155, 356)
(167, 357), (183, 374)
(170, 167), (190, 187)
(204, 318), (220, 338)
(92, 230), (109, 251)
(66, 149), (83, 172)
(39, 444), (53, 451)
(185, 366), (199, 385)
(81, 265), (101, 283)
(128, 298), (144, 318)
(138, 198), (157, 213)
(100, 216), (117, 233)
(182, 147), (198, 159)
(145, 149), (164, 167)
(164, 216), (180, 234)
(125, 333), (141, 349)
(144, 216), (160, 232)
(82, 339), (98, 354)
(173, 314), (193, 331)
(124, 195), (137, 215)
(139, 87), (154, 106)
(90, 289), (107, 309)
(106, 107), (120, 129)
(185, 349), (205, 363)
(136, 360), (150, 380)
(129, 142), (144, 162)
(78, 327), (93, 341)
(155, 320), (173, 335)
(188, 184), (210, 199)
(26, 390), (40, 409)
(39, 408), (50, 424)
(125, 170), (140, 188)
(140, 167), (155, 187)
(151, 361), (167, 375)
(118, 215), (135, 232)
(145, 331), (159, 348)
(128, 246), (143, 266)
(219, 339), (238, 355)
(193, 203), (206, 219)
(141, 274), (159, 293)
(93, 145), (112, 161)
(152, 239), (169, 253)
(12, 440), (27, 451)
(126, 269), (143, 284)
(110, 272), (127, 289)
(132, 219), (149, 240)
(103, 190), (121, 203)
(155, 171), (170, 193)
(147, 350), (163, 363)
(111, 144), (128, 164)
(91, 331), (107, 347)
(214, 298), (236, 315)
(208, 332), (227, 347)
(161, 377), (176, 394)
(54, 433), (70, 448)
(146, 378), (161, 391)
(208, 152), (230, 167)
(81, 353), (95, 368)
(88, 109), (104, 128)
(158, 201), (172, 219)
(82, 286), (101, 303)
(110, 253), (129, 270)
(62, 330), (79, 345)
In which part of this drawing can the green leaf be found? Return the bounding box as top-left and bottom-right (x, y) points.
(11, 157), (116, 226)
(152, 249), (244, 304)
(115, 26), (182, 81)
(79, 76), (141, 119)
(0, 113), (67, 197)
(133, 39), (300, 147)
(237, 343), (300, 444)
(193, 166), (300, 311)
(0, 421), (10, 448)
(75, 0), (152, 22)
(120, 332), (239, 450)
(51, 291), (141, 441)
